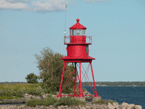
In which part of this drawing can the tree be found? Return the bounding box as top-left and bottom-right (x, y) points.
(25, 73), (39, 83)
(34, 47), (75, 93)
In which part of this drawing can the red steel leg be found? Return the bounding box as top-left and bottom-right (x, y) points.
(90, 61), (99, 97)
(73, 62), (77, 97)
(57, 62), (66, 97)
(79, 62), (84, 97)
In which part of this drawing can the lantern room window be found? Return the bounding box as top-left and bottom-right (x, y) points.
(82, 30), (86, 35)
(70, 29), (86, 36)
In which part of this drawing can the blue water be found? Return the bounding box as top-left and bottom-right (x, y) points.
(84, 86), (145, 108)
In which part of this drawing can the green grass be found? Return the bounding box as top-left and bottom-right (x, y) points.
(0, 83), (39, 91)
(0, 83), (42, 100)
(26, 96), (86, 107)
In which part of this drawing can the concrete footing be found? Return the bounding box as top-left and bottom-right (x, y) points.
(92, 96), (101, 102)
(72, 97), (86, 102)
(72, 96), (101, 102)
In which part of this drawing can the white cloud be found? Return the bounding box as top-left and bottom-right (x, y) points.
(84, 0), (108, 2)
(5, 0), (30, 3)
(0, 0), (71, 12)
(32, 0), (72, 12)
(0, 0), (31, 11)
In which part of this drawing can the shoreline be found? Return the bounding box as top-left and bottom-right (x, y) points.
(0, 101), (142, 109)
(0, 94), (142, 109)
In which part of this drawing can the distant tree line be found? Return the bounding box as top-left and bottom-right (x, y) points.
(83, 81), (145, 86)
(0, 82), (27, 84)
(1, 81), (145, 86)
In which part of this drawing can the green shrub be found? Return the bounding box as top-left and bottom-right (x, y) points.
(0, 90), (6, 96)
(3, 90), (13, 96)
(43, 96), (57, 106)
(0, 83), (40, 100)
(12, 89), (24, 97)
(0, 97), (3, 101)
(27, 89), (41, 96)
(25, 73), (39, 83)
(43, 88), (51, 93)
(26, 96), (57, 107)
(54, 97), (86, 107)
(26, 98), (43, 107)
(0, 95), (14, 100)
(50, 91), (57, 95)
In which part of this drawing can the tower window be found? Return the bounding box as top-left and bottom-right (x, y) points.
(86, 46), (88, 53)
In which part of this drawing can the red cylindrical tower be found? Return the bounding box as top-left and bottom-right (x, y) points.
(57, 18), (99, 98)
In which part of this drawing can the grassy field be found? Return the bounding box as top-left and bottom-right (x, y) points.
(0, 83), (40, 100)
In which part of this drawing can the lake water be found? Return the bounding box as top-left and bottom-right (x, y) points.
(84, 86), (145, 108)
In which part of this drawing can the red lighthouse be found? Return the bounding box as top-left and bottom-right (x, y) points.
(57, 18), (99, 98)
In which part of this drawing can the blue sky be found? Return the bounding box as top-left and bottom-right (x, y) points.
(0, 0), (145, 82)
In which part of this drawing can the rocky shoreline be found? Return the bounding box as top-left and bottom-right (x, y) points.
(0, 92), (142, 109)
(0, 101), (142, 109)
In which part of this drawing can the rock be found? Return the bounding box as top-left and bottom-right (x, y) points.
(121, 102), (129, 108)
(58, 105), (68, 109)
(16, 105), (26, 109)
(103, 105), (109, 109)
(85, 96), (93, 101)
(52, 95), (57, 98)
(62, 106), (68, 109)
(85, 105), (91, 109)
(0, 101), (2, 104)
(23, 93), (42, 100)
(23, 93), (33, 100)
(91, 104), (97, 109)
(84, 90), (92, 95)
(86, 101), (92, 106)
(72, 97), (85, 102)
(113, 102), (119, 109)
(127, 104), (135, 109)
(79, 106), (86, 109)
(134, 105), (142, 109)
(58, 106), (62, 109)
(42, 93), (48, 99)
(108, 102), (115, 109)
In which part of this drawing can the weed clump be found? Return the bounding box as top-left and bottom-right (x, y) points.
(26, 95), (57, 107)
(43, 96), (57, 106)
(26, 98), (43, 107)
(92, 99), (113, 105)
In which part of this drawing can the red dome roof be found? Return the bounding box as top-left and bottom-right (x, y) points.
(69, 18), (87, 29)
